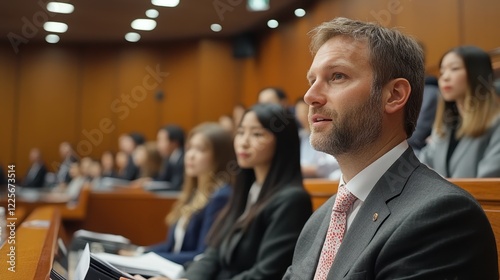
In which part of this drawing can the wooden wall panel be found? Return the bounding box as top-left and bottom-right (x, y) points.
(462, 0), (500, 51)
(197, 39), (237, 122)
(159, 42), (198, 131)
(341, 0), (392, 24)
(78, 48), (119, 159)
(238, 58), (260, 108)
(16, 46), (80, 176)
(279, 17), (314, 104)
(115, 48), (163, 142)
(394, 0), (461, 73)
(0, 45), (17, 167)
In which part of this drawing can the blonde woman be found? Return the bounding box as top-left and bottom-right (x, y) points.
(121, 123), (235, 265)
(420, 46), (500, 177)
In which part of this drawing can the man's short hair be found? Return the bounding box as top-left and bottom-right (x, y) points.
(309, 17), (425, 137)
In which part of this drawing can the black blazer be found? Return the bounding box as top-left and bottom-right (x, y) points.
(155, 149), (184, 190)
(23, 163), (47, 188)
(183, 184), (312, 280)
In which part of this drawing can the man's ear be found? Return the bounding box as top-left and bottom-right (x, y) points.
(383, 78), (411, 114)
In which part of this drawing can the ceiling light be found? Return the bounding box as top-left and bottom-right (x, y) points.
(125, 32), (141, 42)
(47, 2), (74, 14)
(146, 9), (159, 18)
(247, 0), (269, 11)
(267, 19), (279, 29)
(43, 21), (68, 33)
(294, 8), (306, 17)
(152, 0), (180, 7)
(131, 19), (157, 31)
(46, 34), (60, 43)
(210, 24), (222, 32)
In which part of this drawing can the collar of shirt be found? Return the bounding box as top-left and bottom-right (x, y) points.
(340, 141), (408, 229)
(342, 140), (409, 202)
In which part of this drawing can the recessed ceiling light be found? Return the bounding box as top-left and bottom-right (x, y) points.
(247, 0), (269, 11)
(43, 21), (68, 33)
(146, 9), (159, 18)
(131, 19), (157, 31)
(46, 34), (60, 43)
(47, 2), (74, 14)
(267, 19), (279, 29)
(210, 24), (222, 32)
(125, 32), (141, 42)
(152, 0), (180, 7)
(294, 8), (306, 17)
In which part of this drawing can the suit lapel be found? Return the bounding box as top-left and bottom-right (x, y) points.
(448, 136), (469, 177)
(330, 149), (420, 278)
(223, 229), (245, 265)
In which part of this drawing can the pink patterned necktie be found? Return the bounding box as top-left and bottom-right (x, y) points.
(313, 184), (357, 280)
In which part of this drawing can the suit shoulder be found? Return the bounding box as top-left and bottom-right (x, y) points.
(409, 165), (481, 206)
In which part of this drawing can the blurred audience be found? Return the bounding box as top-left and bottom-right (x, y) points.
(133, 142), (162, 179)
(155, 125), (185, 190)
(408, 42), (440, 155)
(295, 98), (340, 179)
(56, 142), (78, 184)
(218, 114), (235, 135)
(101, 151), (117, 178)
(22, 148), (48, 188)
(118, 132), (145, 181)
(232, 103), (246, 128)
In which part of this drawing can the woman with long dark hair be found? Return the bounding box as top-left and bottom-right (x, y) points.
(180, 103), (313, 279)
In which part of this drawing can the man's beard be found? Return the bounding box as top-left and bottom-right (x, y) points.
(310, 91), (383, 157)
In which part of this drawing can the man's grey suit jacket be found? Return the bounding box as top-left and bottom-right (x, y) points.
(284, 148), (498, 279)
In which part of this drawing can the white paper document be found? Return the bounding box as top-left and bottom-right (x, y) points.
(94, 251), (185, 279)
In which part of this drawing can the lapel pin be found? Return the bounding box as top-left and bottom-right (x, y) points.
(373, 212), (379, 221)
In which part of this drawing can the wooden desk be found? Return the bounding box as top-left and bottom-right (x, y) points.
(69, 189), (178, 246)
(0, 184), (91, 222)
(0, 206), (61, 280)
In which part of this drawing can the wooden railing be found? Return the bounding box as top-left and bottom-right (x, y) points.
(0, 206), (61, 280)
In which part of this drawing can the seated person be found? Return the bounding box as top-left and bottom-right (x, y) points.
(132, 104), (313, 280)
(101, 150), (117, 178)
(118, 132), (145, 181)
(45, 161), (87, 202)
(133, 142), (162, 180)
(154, 125), (185, 190)
(119, 123), (235, 266)
(420, 46), (500, 177)
(22, 147), (48, 188)
(56, 141), (78, 184)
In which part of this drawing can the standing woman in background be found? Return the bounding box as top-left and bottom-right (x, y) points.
(180, 103), (313, 280)
(121, 123), (235, 266)
(420, 45), (500, 177)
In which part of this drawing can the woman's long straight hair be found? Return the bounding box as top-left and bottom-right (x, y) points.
(207, 103), (303, 247)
